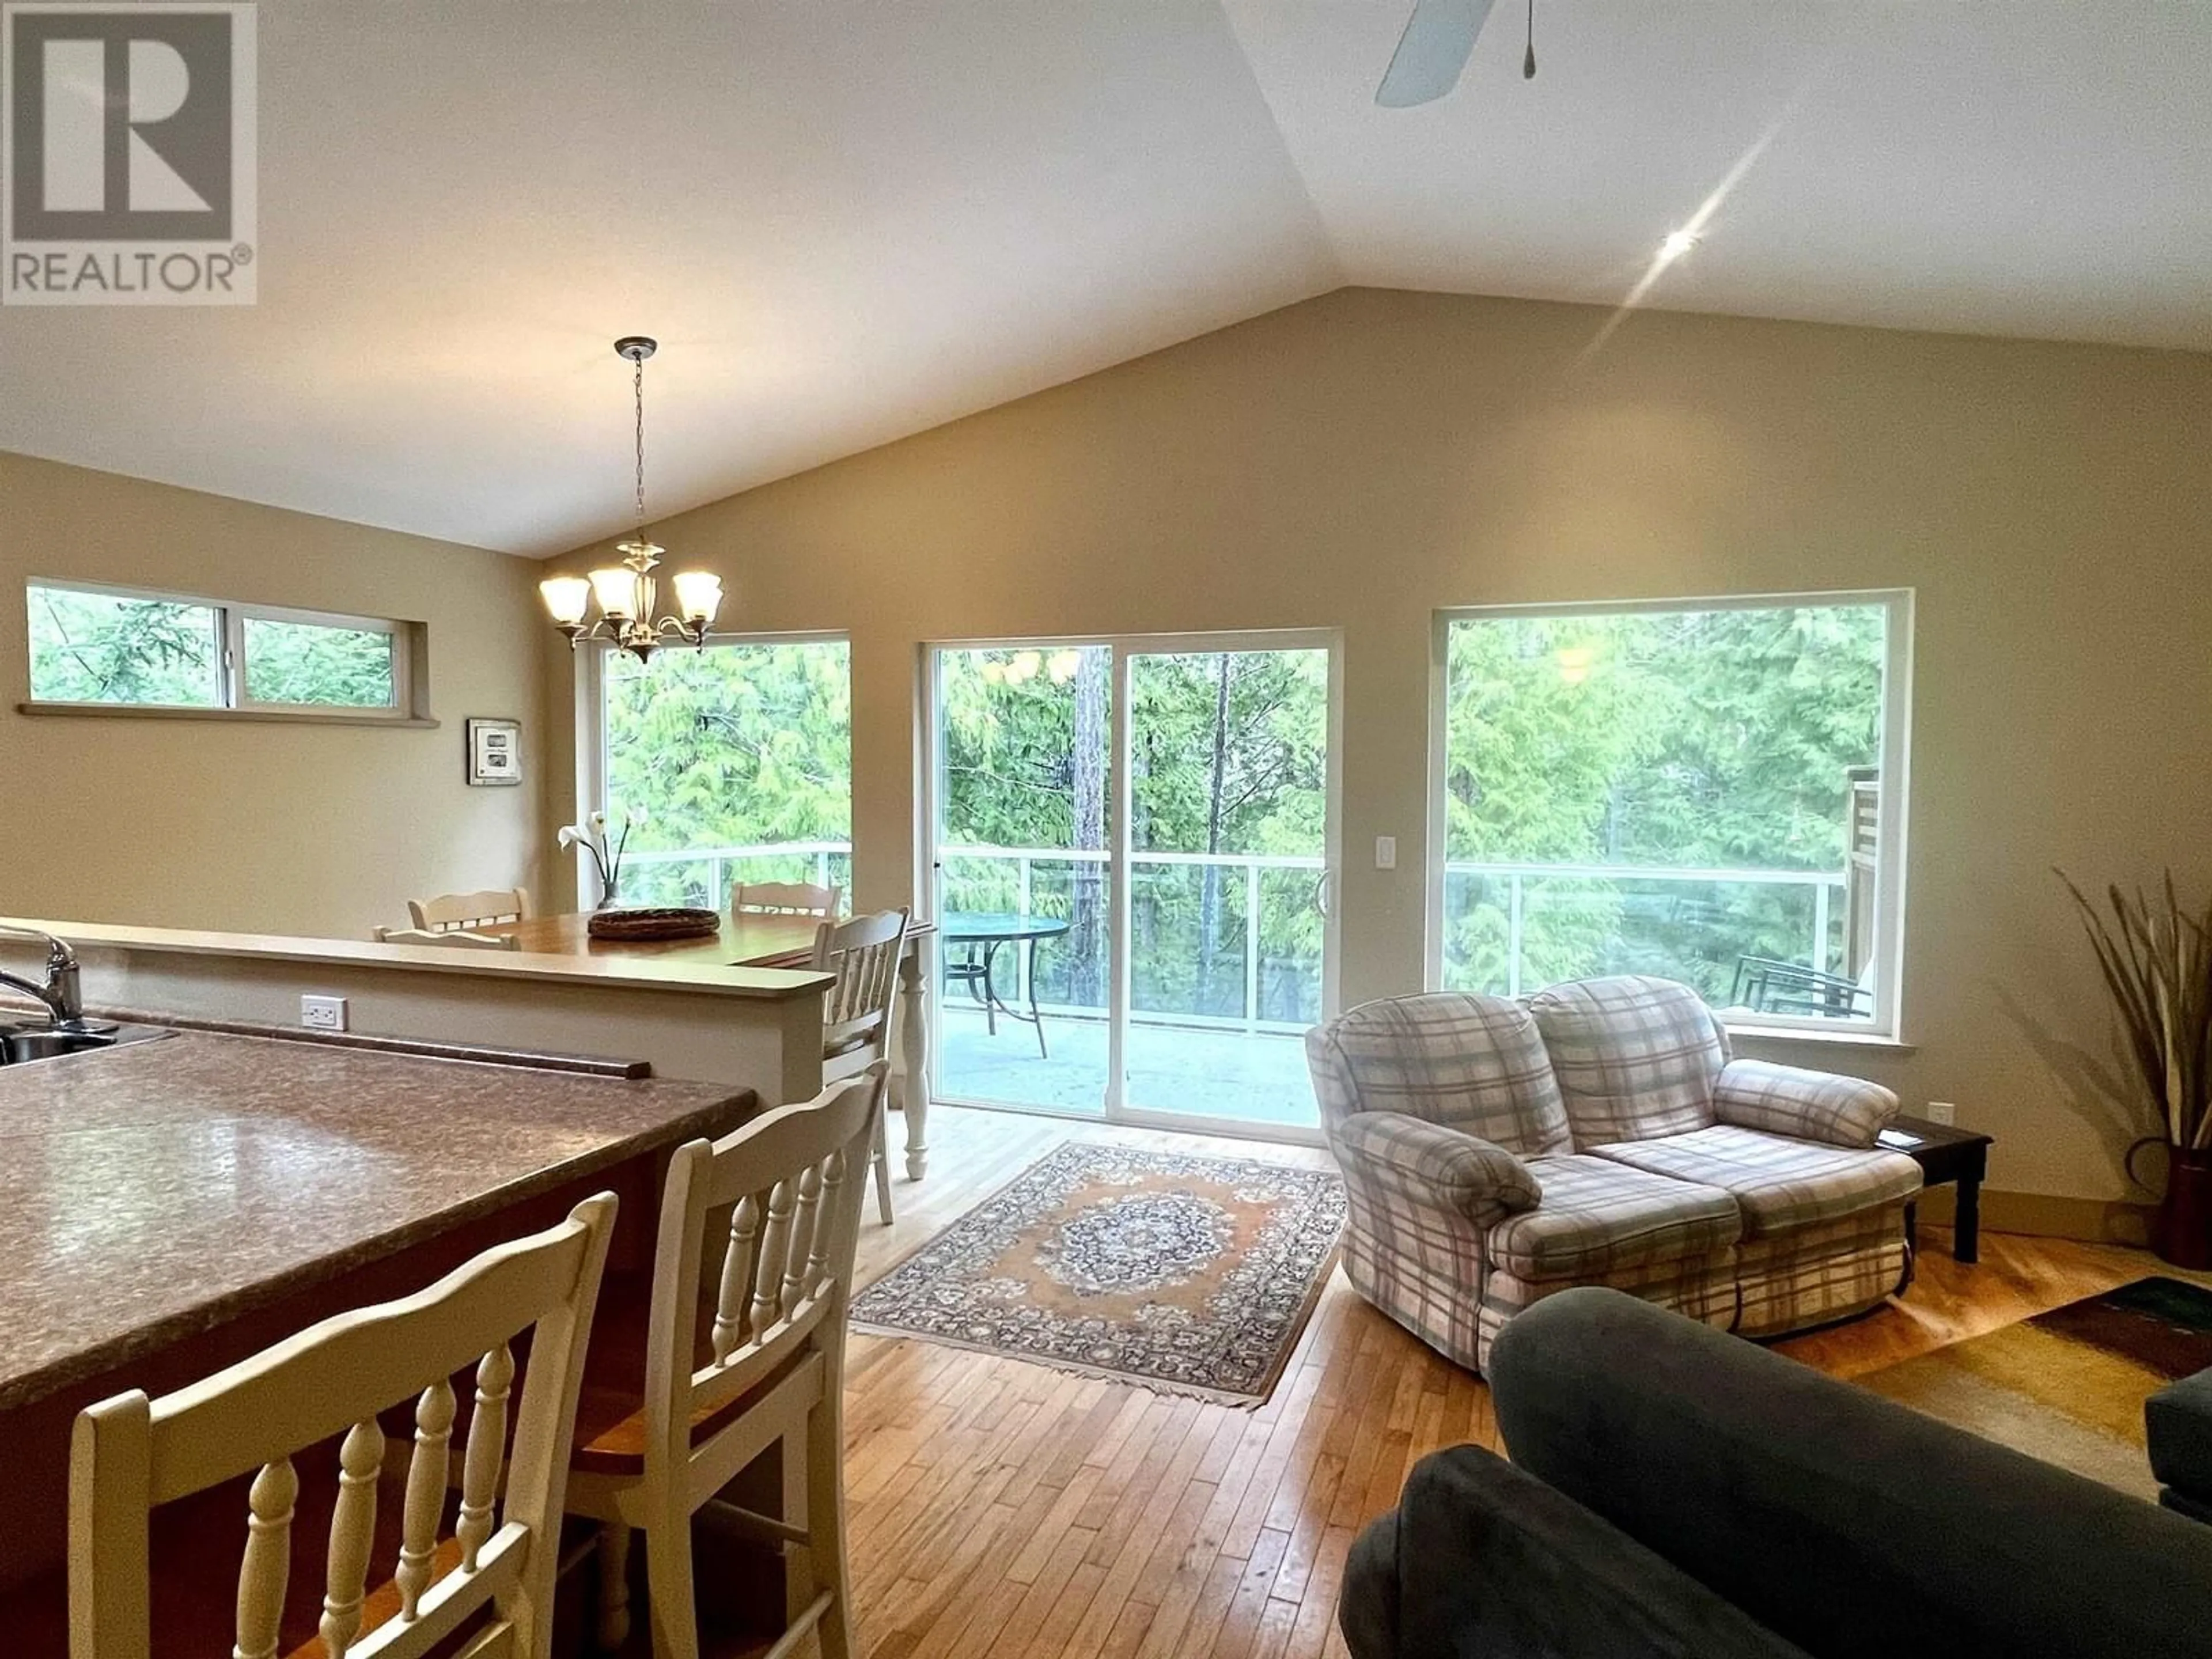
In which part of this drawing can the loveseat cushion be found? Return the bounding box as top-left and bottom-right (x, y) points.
(1526, 976), (1726, 1147)
(1589, 1126), (1921, 1238)
(1488, 1154), (1740, 1281)
(1308, 993), (1574, 1156)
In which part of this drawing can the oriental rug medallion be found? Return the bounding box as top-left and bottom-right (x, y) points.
(850, 1142), (1346, 1406)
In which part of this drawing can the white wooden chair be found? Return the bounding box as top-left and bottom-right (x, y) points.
(407, 888), (533, 933)
(69, 1193), (616, 1659)
(812, 908), (911, 1224)
(373, 926), (521, 951)
(567, 1066), (885, 1659)
(729, 881), (841, 919)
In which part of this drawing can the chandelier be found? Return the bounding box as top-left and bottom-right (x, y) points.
(539, 336), (722, 662)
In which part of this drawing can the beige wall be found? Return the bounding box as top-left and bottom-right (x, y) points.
(2, 451), (549, 938)
(544, 287), (2212, 1209)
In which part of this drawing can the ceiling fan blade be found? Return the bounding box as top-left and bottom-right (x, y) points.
(1376, 0), (1497, 108)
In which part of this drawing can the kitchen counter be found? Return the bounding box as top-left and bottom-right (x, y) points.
(0, 1028), (747, 1413)
(0, 914), (831, 1000)
(0, 917), (840, 1105)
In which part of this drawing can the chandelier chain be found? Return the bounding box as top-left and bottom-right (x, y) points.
(633, 353), (647, 530)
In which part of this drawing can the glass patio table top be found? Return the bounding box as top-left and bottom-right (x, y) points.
(942, 912), (1073, 944)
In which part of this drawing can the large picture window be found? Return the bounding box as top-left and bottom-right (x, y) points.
(592, 637), (853, 908)
(1430, 593), (1910, 1033)
(25, 581), (412, 716)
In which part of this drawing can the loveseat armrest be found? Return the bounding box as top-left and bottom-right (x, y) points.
(1332, 1112), (1542, 1227)
(1713, 1057), (1899, 1149)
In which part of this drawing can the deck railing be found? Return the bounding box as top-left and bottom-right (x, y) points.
(1442, 860), (1848, 998)
(623, 842), (1848, 1030)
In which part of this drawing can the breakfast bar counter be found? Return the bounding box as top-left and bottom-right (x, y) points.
(0, 914), (841, 1111)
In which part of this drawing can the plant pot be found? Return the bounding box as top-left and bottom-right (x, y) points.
(2153, 1149), (2212, 1270)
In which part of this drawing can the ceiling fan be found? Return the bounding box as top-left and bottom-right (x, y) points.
(1376, 0), (1535, 108)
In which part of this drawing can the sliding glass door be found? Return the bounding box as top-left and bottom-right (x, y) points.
(930, 643), (1115, 1113)
(928, 632), (1338, 1138)
(1119, 645), (1333, 1130)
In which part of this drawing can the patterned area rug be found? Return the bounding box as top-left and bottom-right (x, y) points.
(1859, 1275), (2212, 1499)
(851, 1142), (1346, 1406)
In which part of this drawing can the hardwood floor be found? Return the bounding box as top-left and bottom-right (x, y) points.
(825, 1103), (2158, 1659)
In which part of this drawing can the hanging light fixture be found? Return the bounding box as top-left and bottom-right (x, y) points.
(540, 336), (722, 661)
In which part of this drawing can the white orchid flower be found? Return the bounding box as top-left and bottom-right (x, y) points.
(558, 825), (581, 850)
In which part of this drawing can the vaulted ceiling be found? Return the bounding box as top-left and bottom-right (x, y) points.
(3, 1), (2206, 555)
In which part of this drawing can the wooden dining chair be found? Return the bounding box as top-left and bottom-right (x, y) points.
(373, 926), (521, 951)
(567, 1066), (885, 1659)
(729, 881), (841, 919)
(813, 908), (911, 1224)
(69, 1193), (616, 1659)
(408, 888), (533, 933)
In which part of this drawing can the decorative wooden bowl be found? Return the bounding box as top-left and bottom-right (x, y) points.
(586, 906), (723, 942)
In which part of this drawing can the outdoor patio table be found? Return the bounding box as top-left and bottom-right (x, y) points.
(943, 911), (1071, 1058)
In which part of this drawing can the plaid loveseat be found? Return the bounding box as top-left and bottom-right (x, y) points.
(1305, 976), (1921, 1372)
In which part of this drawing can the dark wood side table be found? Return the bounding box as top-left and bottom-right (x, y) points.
(1880, 1116), (1995, 1264)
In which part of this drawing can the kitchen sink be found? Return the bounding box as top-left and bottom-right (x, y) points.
(0, 1022), (170, 1066)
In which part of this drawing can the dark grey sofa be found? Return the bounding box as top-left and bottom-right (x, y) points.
(2150, 1366), (2212, 1522)
(1342, 1287), (2212, 1659)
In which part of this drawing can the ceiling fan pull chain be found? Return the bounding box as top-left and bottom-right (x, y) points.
(1524, 0), (1536, 79)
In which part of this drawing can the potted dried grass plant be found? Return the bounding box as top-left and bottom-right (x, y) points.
(2060, 871), (2212, 1267)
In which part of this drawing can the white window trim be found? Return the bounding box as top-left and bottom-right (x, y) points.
(21, 578), (423, 722)
(1425, 588), (1914, 1043)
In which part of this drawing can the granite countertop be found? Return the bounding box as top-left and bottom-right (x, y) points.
(0, 1030), (745, 1411)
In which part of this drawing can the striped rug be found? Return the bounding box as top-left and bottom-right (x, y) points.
(1859, 1275), (2212, 1498)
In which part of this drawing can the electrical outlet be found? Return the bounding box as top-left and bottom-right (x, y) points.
(1924, 1099), (1956, 1126)
(1375, 835), (1397, 870)
(301, 994), (349, 1033)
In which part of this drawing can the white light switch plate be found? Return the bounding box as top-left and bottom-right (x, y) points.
(1375, 835), (1397, 870)
(1924, 1100), (1956, 1126)
(301, 994), (349, 1032)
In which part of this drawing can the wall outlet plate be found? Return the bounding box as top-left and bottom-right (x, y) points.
(301, 994), (349, 1032)
(1375, 835), (1397, 870)
(1924, 1099), (1956, 1126)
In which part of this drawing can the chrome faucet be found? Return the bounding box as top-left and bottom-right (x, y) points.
(0, 927), (84, 1029)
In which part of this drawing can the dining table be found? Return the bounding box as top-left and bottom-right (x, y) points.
(489, 910), (938, 1181)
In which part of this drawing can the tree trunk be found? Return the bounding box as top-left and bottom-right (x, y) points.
(1198, 654), (1232, 1013)
(1069, 647), (1109, 1007)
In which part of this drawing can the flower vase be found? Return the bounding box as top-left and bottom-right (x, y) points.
(2153, 1149), (2212, 1270)
(595, 878), (622, 912)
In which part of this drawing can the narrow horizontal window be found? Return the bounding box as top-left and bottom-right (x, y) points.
(240, 614), (399, 710)
(27, 584), (224, 707)
(22, 581), (420, 722)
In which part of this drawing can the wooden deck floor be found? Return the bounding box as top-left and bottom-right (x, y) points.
(825, 1104), (2154, 1659)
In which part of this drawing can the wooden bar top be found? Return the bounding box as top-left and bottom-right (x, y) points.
(0, 1029), (748, 1412)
